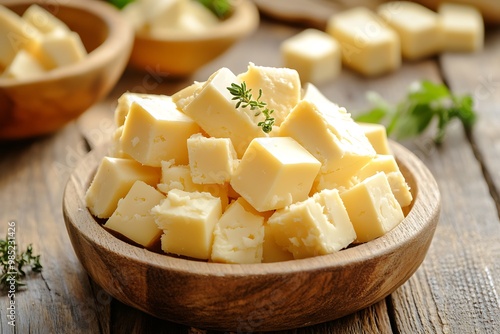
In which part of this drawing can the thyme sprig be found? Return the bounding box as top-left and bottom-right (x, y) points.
(227, 82), (275, 133)
(0, 236), (42, 292)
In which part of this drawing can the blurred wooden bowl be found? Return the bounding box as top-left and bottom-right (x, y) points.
(127, 0), (260, 77)
(0, 0), (134, 139)
(63, 141), (440, 332)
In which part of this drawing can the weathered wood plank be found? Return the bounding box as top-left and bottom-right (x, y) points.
(0, 124), (110, 333)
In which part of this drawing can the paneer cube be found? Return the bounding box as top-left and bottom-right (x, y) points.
(326, 6), (401, 76)
(357, 122), (391, 155)
(187, 133), (238, 185)
(237, 62), (301, 127)
(22, 4), (70, 35)
(340, 172), (404, 243)
(230, 137), (321, 212)
(211, 198), (265, 264)
(104, 181), (165, 248)
(120, 97), (201, 167)
(438, 3), (484, 52)
(281, 29), (341, 85)
(152, 189), (222, 260)
(378, 1), (441, 60)
(85, 157), (161, 218)
(268, 188), (356, 259)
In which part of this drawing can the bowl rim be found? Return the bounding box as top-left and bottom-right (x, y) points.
(133, 0), (260, 42)
(63, 140), (441, 278)
(0, 0), (134, 87)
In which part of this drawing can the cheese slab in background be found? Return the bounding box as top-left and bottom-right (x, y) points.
(268, 188), (356, 259)
(183, 67), (266, 157)
(281, 29), (341, 85)
(85, 157), (161, 218)
(31, 31), (87, 70)
(340, 172), (404, 243)
(152, 189), (222, 260)
(211, 198), (265, 264)
(120, 97), (201, 167)
(378, 1), (441, 60)
(237, 63), (302, 127)
(326, 6), (401, 76)
(230, 137), (321, 212)
(104, 180), (165, 248)
(187, 133), (238, 185)
(438, 3), (484, 52)
(2, 49), (46, 79)
(279, 94), (376, 174)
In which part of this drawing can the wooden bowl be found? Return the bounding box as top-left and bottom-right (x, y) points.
(127, 0), (260, 77)
(0, 0), (134, 140)
(63, 141), (440, 332)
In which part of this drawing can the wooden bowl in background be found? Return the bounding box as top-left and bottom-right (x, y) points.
(63, 141), (440, 332)
(0, 0), (134, 139)
(127, 0), (260, 78)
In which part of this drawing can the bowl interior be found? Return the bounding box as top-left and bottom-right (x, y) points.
(63, 141), (440, 331)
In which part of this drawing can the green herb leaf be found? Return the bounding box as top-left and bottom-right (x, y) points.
(227, 82), (275, 134)
(354, 80), (478, 144)
(107, 0), (135, 9)
(0, 235), (42, 292)
(195, 0), (233, 19)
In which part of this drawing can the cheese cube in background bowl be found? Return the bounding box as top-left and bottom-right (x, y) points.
(152, 189), (222, 260)
(237, 63), (302, 127)
(2, 49), (46, 79)
(268, 188), (356, 259)
(281, 29), (341, 85)
(340, 172), (404, 243)
(211, 198), (265, 264)
(22, 4), (70, 34)
(377, 1), (441, 60)
(85, 157), (161, 219)
(31, 31), (87, 70)
(104, 181), (165, 249)
(438, 3), (484, 52)
(120, 97), (201, 167)
(187, 133), (238, 185)
(230, 137), (321, 212)
(326, 7), (401, 76)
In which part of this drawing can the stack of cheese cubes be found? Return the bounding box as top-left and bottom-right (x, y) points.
(281, 2), (484, 83)
(0, 4), (87, 80)
(85, 63), (413, 264)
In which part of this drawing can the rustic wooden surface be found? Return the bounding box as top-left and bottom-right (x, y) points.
(2, 5), (500, 334)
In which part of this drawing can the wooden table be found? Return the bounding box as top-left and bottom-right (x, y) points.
(2, 7), (500, 334)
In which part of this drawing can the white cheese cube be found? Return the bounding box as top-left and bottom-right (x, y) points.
(357, 122), (391, 155)
(31, 31), (87, 69)
(378, 1), (441, 60)
(152, 189), (222, 260)
(187, 133), (238, 184)
(174, 0), (218, 33)
(0, 5), (42, 67)
(171, 80), (204, 111)
(183, 67), (266, 157)
(262, 223), (294, 263)
(85, 157), (161, 218)
(157, 161), (229, 210)
(230, 137), (321, 212)
(268, 188), (356, 259)
(2, 49), (46, 79)
(438, 3), (484, 52)
(326, 7), (401, 76)
(281, 29), (341, 85)
(279, 95), (376, 174)
(211, 198), (265, 264)
(237, 62), (302, 127)
(22, 4), (70, 35)
(340, 172), (404, 243)
(104, 181), (165, 248)
(120, 97), (201, 167)
(355, 155), (413, 208)
(114, 92), (171, 127)
(143, 0), (184, 32)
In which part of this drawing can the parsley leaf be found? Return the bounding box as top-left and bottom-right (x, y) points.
(355, 80), (477, 144)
